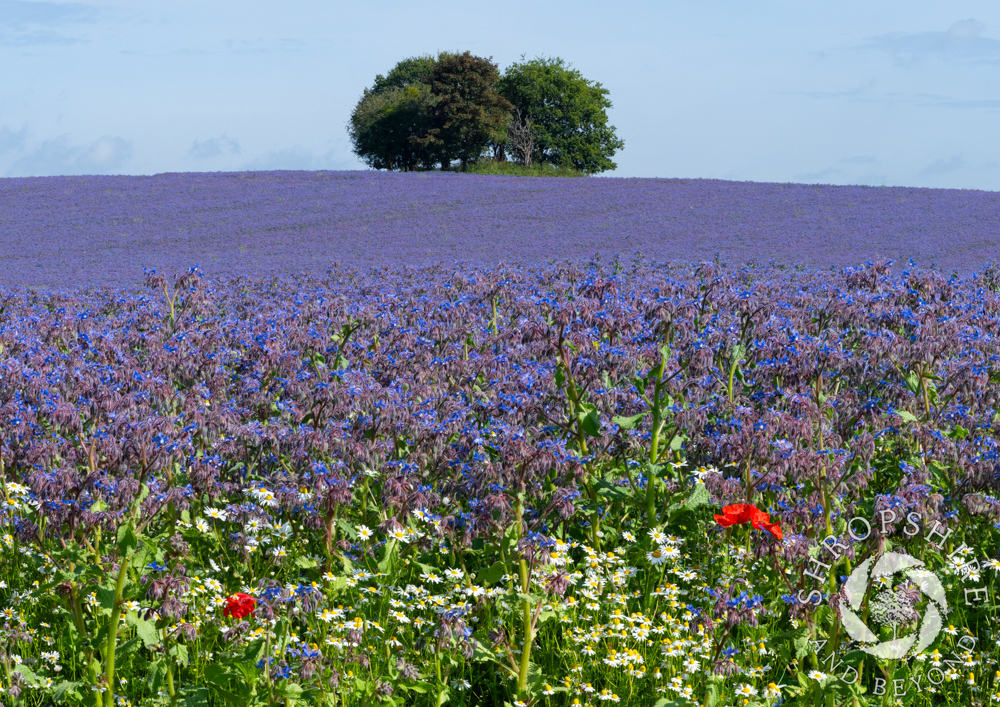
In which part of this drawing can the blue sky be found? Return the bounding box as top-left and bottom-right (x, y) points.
(2, 0), (999, 189)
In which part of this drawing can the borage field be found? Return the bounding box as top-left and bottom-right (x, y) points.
(1, 172), (1000, 707)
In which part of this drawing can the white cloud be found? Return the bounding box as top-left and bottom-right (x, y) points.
(857, 19), (1000, 66)
(5, 134), (132, 177)
(0, 125), (29, 154)
(0, 0), (101, 45)
(189, 134), (241, 159)
(918, 155), (964, 178)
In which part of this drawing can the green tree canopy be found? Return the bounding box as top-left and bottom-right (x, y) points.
(370, 55), (437, 96)
(498, 57), (623, 174)
(347, 84), (437, 171)
(414, 51), (513, 170)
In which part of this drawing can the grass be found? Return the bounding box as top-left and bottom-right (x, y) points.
(461, 161), (588, 178)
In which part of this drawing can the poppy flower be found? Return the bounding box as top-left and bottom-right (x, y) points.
(714, 503), (783, 540)
(223, 592), (256, 619)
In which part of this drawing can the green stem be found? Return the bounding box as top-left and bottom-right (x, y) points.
(68, 577), (100, 686)
(161, 627), (177, 707)
(517, 558), (532, 696)
(646, 349), (668, 526)
(103, 544), (132, 707)
(514, 498), (534, 697)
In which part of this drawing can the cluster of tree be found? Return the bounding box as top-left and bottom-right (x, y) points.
(347, 52), (624, 174)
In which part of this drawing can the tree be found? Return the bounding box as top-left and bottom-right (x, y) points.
(413, 51), (513, 171)
(499, 57), (624, 174)
(505, 107), (535, 167)
(370, 55), (437, 96)
(347, 84), (438, 171)
(348, 56), (444, 171)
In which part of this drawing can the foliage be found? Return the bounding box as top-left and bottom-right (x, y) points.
(1, 258), (1000, 707)
(464, 160), (586, 178)
(414, 51), (513, 171)
(347, 84), (438, 171)
(369, 55), (437, 96)
(498, 56), (624, 173)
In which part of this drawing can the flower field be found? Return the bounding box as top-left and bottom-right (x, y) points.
(1, 255), (1000, 707)
(2, 171), (1000, 290)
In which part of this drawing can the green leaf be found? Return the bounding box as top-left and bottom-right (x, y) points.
(126, 613), (159, 648)
(148, 659), (167, 695)
(274, 683), (304, 699)
(499, 522), (518, 557)
(652, 699), (687, 707)
(204, 664), (234, 685)
(208, 685), (251, 707)
(705, 677), (724, 707)
(896, 409), (920, 423)
(114, 636), (142, 666)
(336, 518), (359, 540)
(472, 641), (498, 664)
(116, 522), (138, 556)
(377, 538), (399, 575)
(839, 650), (866, 667)
(524, 661), (547, 696)
(594, 477), (630, 502)
(947, 425), (969, 440)
(294, 555), (318, 569)
(96, 586), (116, 611)
(129, 541), (155, 573)
(477, 561), (506, 586)
(612, 411), (648, 431)
(170, 642), (189, 667)
(180, 686), (209, 707)
(577, 402), (601, 437)
(52, 680), (84, 701)
(243, 638), (266, 664)
(327, 574), (348, 594)
(668, 432), (686, 451)
(233, 661), (259, 685)
(793, 629), (811, 659)
(339, 554), (353, 575)
(401, 681), (432, 694)
(648, 462), (669, 479)
(680, 483), (710, 511)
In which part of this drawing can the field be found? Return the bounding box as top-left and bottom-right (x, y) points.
(2, 171), (1000, 290)
(1, 172), (1000, 707)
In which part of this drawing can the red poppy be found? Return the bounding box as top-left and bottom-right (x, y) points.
(223, 592), (256, 619)
(714, 503), (783, 540)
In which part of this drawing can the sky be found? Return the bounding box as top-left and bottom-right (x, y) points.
(1, 0), (1000, 189)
